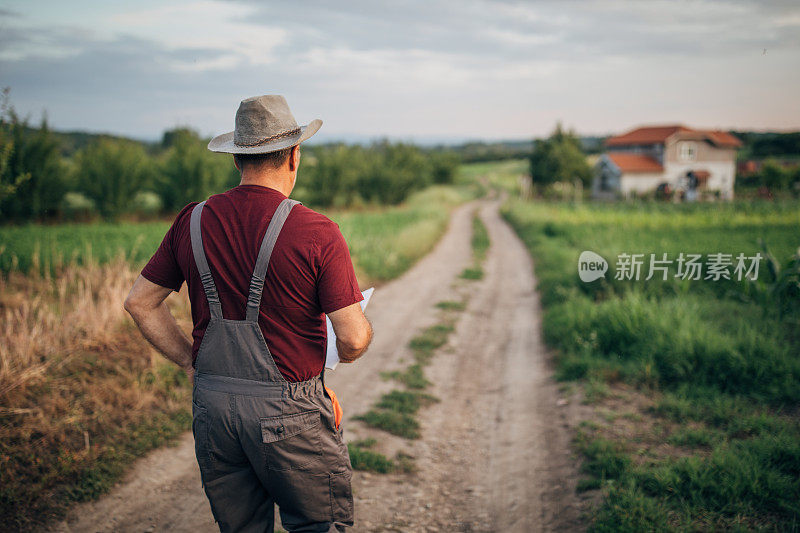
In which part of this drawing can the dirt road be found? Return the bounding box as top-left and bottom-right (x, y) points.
(51, 199), (586, 533)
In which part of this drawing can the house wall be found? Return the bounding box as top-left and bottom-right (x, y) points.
(663, 160), (736, 199)
(665, 138), (737, 164)
(620, 173), (665, 196)
(662, 138), (737, 199)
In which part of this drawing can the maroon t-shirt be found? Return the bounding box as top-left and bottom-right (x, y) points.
(140, 184), (363, 382)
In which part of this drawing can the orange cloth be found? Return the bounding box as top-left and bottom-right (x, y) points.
(324, 385), (343, 430)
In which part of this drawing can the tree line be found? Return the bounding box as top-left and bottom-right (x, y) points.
(0, 94), (458, 223)
(737, 160), (800, 192)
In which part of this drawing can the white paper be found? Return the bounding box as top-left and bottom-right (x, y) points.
(325, 287), (374, 370)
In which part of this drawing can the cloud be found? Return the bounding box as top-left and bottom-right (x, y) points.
(0, 0), (798, 139)
(107, 1), (288, 71)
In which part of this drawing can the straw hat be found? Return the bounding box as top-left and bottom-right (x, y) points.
(207, 95), (322, 154)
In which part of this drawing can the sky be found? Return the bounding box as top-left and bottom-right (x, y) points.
(1, 0), (799, 143)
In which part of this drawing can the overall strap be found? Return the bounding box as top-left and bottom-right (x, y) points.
(190, 201), (223, 319)
(245, 198), (301, 322)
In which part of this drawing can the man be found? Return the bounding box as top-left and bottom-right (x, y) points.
(124, 95), (373, 532)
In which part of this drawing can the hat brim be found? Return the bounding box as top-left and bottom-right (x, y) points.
(207, 119), (322, 154)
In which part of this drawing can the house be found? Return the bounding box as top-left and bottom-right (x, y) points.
(592, 125), (742, 200)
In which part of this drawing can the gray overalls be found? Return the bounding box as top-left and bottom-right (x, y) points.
(189, 198), (354, 532)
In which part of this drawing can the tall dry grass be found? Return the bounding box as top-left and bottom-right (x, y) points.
(1, 252), (134, 398)
(0, 253), (192, 530)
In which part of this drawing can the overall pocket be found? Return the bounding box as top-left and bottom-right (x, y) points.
(261, 409), (322, 471)
(330, 469), (354, 524)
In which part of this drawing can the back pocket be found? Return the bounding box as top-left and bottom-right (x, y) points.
(261, 409), (322, 471)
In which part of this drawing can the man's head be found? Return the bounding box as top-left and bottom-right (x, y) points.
(207, 95), (321, 195)
(233, 145), (301, 193)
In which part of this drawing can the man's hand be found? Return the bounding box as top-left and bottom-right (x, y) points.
(124, 275), (194, 377)
(328, 301), (372, 363)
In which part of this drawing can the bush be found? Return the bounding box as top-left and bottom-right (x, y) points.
(73, 138), (153, 220)
(60, 192), (96, 221)
(297, 141), (458, 208)
(156, 128), (236, 211)
(132, 191), (163, 216)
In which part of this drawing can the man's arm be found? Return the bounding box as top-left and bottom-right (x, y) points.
(124, 274), (195, 383)
(328, 302), (372, 363)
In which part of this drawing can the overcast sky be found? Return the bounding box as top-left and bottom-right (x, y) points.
(1, 0), (799, 142)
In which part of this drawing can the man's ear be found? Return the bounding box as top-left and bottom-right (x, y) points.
(289, 145), (300, 172)
(233, 155), (241, 172)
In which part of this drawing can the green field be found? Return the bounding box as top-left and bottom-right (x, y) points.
(503, 198), (800, 531)
(0, 184), (476, 283)
(457, 158), (528, 194)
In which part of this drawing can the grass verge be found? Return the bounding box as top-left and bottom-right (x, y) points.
(503, 196), (800, 531)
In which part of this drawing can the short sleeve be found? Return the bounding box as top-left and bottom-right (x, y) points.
(315, 221), (363, 314)
(140, 204), (193, 292)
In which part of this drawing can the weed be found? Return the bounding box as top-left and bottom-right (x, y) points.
(471, 212), (490, 261)
(459, 210), (490, 281)
(394, 452), (417, 473)
(667, 427), (720, 448)
(377, 390), (439, 414)
(460, 267), (484, 280)
(354, 409), (420, 439)
(409, 323), (454, 365)
(435, 300), (466, 311)
(582, 377), (610, 404)
(577, 435), (631, 482)
(381, 364), (430, 389)
(347, 442), (396, 474)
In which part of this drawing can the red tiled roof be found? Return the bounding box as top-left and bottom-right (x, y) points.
(606, 125), (742, 148)
(607, 153), (663, 173)
(605, 125), (690, 146)
(703, 130), (742, 147)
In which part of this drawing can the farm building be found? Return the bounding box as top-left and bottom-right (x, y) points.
(592, 125), (741, 200)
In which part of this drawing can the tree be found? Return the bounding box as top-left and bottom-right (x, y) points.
(429, 150), (459, 185)
(361, 141), (432, 204)
(0, 90), (30, 207)
(529, 123), (592, 188)
(0, 88), (65, 221)
(759, 159), (790, 190)
(74, 137), (152, 220)
(156, 128), (235, 210)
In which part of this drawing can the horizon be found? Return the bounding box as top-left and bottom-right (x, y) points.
(38, 123), (800, 149)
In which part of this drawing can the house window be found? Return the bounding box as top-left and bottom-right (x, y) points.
(679, 142), (697, 161)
